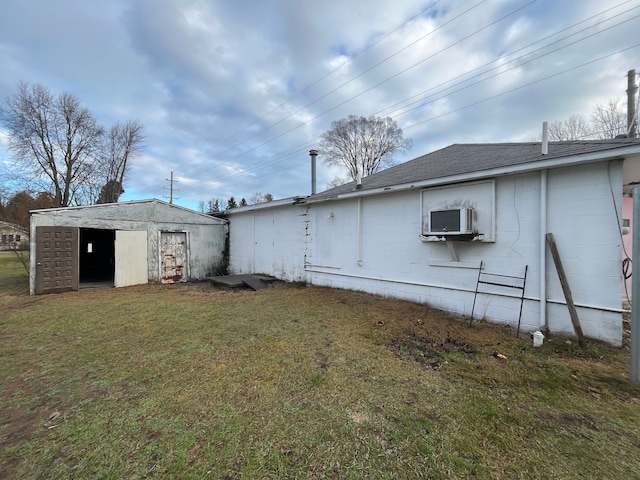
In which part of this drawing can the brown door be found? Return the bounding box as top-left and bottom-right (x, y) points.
(35, 226), (79, 295)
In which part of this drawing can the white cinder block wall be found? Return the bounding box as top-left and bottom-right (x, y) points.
(227, 160), (624, 345)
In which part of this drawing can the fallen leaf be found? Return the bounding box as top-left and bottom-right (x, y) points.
(280, 444), (292, 455)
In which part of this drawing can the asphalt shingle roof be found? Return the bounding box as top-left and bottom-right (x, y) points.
(310, 139), (640, 199)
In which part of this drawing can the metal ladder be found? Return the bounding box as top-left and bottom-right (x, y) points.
(470, 261), (528, 337)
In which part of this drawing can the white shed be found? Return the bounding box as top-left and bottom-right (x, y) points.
(222, 139), (640, 345)
(29, 199), (227, 295)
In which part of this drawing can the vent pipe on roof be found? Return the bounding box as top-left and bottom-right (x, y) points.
(356, 169), (362, 190)
(627, 69), (638, 138)
(541, 121), (549, 155)
(309, 149), (318, 195)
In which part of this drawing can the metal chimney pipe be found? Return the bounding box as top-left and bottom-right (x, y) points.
(309, 149), (318, 195)
(627, 69), (637, 138)
(541, 121), (549, 155)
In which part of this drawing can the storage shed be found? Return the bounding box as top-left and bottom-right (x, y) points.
(29, 199), (227, 295)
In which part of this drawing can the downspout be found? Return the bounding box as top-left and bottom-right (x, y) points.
(540, 122), (549, 332)
(540, 169), (548, 332)
(357, 198), (363, 266)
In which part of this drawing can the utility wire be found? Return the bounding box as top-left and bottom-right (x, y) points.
(197, 42), (640, 194)
(389, 12), (640, 120)
(173, 5), (637, 197)
(180, 0), (533, 182)
(181, 0), (445, 175)
(405, 43), (640, 130)
(375, 1), (638, 118)
(183, 5), (634, 189)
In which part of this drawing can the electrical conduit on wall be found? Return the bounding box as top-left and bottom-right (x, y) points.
(540, 169), (548, 332)
(357, 198), (363, 266)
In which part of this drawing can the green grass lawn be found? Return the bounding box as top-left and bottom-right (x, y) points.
(1, 255), (639, 479)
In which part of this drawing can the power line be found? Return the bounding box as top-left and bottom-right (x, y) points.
(180, 0), (534, 183)
(180, 0), (446, 176)
(172, 4), (638, 198)
(387, 11), (640, 120)
(375, 1), (639, 118)
(404, 43), (640, 131)
(206, 44), (640, 194)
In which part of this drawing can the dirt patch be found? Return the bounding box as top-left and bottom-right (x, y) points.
(538, 412), (600, 437)
(390, 330), (476, 370)
(0, 376), (60, 479)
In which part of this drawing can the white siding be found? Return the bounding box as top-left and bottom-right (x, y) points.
(226, 161), (625, 345)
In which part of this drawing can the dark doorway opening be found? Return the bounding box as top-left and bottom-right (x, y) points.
(79, 228), (115, 287)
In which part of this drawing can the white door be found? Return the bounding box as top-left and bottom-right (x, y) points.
(115, 230), (148, 287)
(161, 231), (188, 283)
(254, 215), (274, 275)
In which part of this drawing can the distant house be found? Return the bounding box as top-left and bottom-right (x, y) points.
(29, 199), (227, 295)
(0, 221), (29, 251)
(221, 139), (640, 346)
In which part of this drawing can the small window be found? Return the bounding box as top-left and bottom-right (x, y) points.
(15, 234), (21, 242)
(8, 235), (13, 242)
(1, 235), (6, 244)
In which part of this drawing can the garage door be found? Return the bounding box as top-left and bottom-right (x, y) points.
(35, 226), (79, 295)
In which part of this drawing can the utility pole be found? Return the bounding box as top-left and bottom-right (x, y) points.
(164, 171), (179, 204)
(627, 69), (638, 138)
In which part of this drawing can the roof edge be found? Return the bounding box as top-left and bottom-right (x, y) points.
(305, 144), (640, 204)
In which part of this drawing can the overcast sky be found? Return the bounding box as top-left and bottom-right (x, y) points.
(0, 0), (638, 211)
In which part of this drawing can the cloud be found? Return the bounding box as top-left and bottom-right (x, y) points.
(0, 0), (638, 209)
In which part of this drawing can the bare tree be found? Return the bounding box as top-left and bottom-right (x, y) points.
(96, 120), (144, 203)
(547, 99), (632, 141)
(1, 82), (144, 206)
(326, 176), (348, 190)
(591, 99), (626, 139)
(0, 82), (104, 206)
(547, 114), (592, 141)
(320, 115), (412, 181)
(249, 192), (274, 204)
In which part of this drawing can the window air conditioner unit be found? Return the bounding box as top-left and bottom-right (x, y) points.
(427, 207), (475, 235)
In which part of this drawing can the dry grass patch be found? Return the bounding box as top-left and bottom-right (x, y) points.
(1, 265), (639, 479)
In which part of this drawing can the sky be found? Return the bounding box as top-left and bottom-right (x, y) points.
(0, 0), (638, 211)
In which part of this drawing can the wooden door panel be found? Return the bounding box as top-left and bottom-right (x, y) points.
(35, 226), (78, 294)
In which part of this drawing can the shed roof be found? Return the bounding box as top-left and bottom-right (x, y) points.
(30, 198), (227, 225)
(309, 139), (640, 201)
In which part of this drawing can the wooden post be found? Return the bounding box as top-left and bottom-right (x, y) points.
(546, 233), (586, 348)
